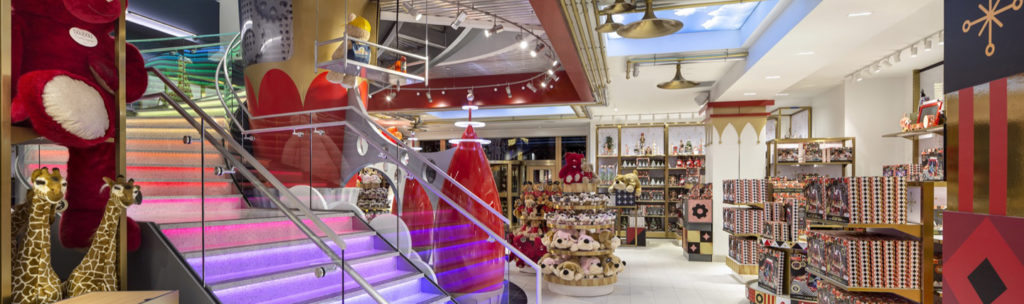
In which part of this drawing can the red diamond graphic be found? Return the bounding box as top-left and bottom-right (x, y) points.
(690, 244), (698, 251)
(946, 216), (1024, 304)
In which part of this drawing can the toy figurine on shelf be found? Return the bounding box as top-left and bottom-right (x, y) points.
(683, 140), (693, 155)
(603, 136), (615, 155)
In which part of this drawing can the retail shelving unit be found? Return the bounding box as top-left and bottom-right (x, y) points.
(490, 160), (524, 222)
(766, 137), (856, 178)
(882, 122), (946, 303)
(722, 180), (767, 275)
(594, 123), (706, 240)
(678, 183), (712, 261)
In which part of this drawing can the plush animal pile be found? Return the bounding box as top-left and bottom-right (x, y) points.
(549, 193), (612, 209)
(545, 210), (617, 227)
(539, 252), (627, 281)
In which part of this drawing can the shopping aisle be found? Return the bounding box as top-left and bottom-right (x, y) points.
(510, 239), (752, 304)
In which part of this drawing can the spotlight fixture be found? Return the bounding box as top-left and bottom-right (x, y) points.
(656, 62), (698, 90)
(519, 37), (529, 49)
(893, 52), (902, 63)
(466, 89), (474, 101)
(401, 1), (422, 21)
(530, 43), (545, 58)
(924, 39), (933, 51)
(526, 82), (537, 92)
(506, 85), (512, 98)
(939, 32), (944, 45)
(911, 45), (918, 57)
(540, 79), (548, 88)
(442, 90), (446, 95)
(873, 64), (881, 73)
(552, 60), (559, 67)
(385, 91), (395, 102)
(486, 24), (504, 37)
(547, 68), (554, 75)
(600, 0), (635, 14)
(882, 58), (892, 67)
(595, 14), (623, 33)
(426, 91), (433, 102)
(451, 10), (468, 29)
(631, 63), (640, 78)
(616, 0), (683, 39)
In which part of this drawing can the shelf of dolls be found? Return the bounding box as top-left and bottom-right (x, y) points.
(552, 205), (606, 211)
(548, 248), (614, 256)
(551, 223), (615, 230)
(882, 125), (944, 140)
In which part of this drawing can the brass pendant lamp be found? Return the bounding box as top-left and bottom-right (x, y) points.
(599, 0), (635, 14)
(595, 15), (622, 33)
(617, 0), (683, 39)
(657, 62), (699, 89)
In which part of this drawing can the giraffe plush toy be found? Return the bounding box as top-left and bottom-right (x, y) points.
(12, 167), (68, 304)
(64, 176), (141, 298)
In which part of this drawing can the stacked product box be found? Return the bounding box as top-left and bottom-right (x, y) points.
(729, 235), (759, 264)
(803, 177), (906, 224)
(807, 231), (920, 289)
(789, 252), (817, 301)
(723, 179), (768, 205)
(817, 282), (914, 304)
(758, 247), (788, 294)
(724, 207), (763, 235)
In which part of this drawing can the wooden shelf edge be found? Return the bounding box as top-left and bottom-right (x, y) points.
(807, 267), (922, 302)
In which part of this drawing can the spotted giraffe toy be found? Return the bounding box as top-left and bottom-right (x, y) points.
(63, 176), (141, 298)
(12, 167), (68, 304)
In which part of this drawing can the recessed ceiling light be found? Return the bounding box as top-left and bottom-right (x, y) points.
(796, 51), (815, 56)
(744, 92), (757, 96)
(848, 11), (872, 17)
(776, 93), (789, 96)
(765, 75), (781, 80)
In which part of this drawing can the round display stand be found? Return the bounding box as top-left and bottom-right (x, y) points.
(546, 275), (617, 296)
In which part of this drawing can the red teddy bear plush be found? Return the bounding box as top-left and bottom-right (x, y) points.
(559, 152), (586, 184)
(11, 0), (148, 250)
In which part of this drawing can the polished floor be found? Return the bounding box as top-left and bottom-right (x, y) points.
(510, 239), (753, 304)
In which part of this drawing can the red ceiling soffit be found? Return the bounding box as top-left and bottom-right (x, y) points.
(529, 0), (594, 103)
(367, 71), (582, 112)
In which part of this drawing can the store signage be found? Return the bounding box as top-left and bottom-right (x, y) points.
(945, 0), (1024, 92)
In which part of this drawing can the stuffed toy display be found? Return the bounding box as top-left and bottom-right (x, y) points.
(559, 153), (585, 184)
(12, 168), (67, 304)
(581, 257), (603, 279)
(65, 176), (141, 297)
(555, 261), (584, 281)
(609, 170), (643, 196)
(327, 13), (372, 86)
(11, 0), (148, 251)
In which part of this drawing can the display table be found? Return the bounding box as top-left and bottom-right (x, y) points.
(58, 291), (178, 304)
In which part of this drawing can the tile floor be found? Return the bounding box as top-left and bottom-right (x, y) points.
(509, 239), (754, 304)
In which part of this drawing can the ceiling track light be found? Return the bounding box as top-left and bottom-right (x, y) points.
(530, 43), (545, 58)
(526, 82), (537, 92)
(939, 31), (944, 45)
(466, 89), (474, 101)
(426, 91), (433, 102)
(505, 85), (512, 98)
(484, 18), (503, 37)
(401, 1), (422, 21)
(451, 10), (468, 29)
(517, 34), (529, 49)
(631, 62), (640, 78)
(911, 45), (918, 57)
(924, 39), (933, 51)
(616, 0), (683, 39)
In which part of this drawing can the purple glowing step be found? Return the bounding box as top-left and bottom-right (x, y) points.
(185, 231), (393, 285)
(211, 253), (433, 304)
(159, 211), (367, 252)
(314, 276), (451, 304)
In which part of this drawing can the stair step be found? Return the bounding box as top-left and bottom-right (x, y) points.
(212, 255), (424, 304)
(128, 196), (244, 224)
(136, 107), (227, 118)
(127, 116), (229, 128)
(126, 127), (225, 140)
(34, 149), (224, 167)
(159, 211), (367, 252)
(28, 164), (231, 182)
(192, 233), (393, 285)
(311, 275), (448, 304)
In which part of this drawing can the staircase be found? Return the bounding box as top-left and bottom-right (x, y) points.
(28, 100), (451, 304)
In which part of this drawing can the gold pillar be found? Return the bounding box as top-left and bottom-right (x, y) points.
(1, 0), (12, 301)
(115, 0), (129, 291)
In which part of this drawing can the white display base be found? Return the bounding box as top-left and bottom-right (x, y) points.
(452, 288), (504, 304)
(547, 282), (615, 297)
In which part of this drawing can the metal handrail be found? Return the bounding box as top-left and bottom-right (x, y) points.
(147, 69), (389, 303)
(214, 32), (251, 133)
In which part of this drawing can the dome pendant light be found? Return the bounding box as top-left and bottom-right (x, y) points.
(617, 0), (683, 39)
(600, 0), (635, 14)
(595, 14), (623, 33)
(657, 62), (698, 90)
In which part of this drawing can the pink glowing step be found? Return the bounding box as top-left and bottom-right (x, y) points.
(28, 164), (230, 182)
(159, 210), (368, 252)
(127, 127), (222, 140)
(128, 196), (244, 224)
(34, 149), (224, 167)
(126, 116), (227, 128)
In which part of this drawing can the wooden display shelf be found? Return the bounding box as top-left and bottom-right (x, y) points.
(635, 167), (667, 170)
(726, 232), (760, 238)
(881, 125), (944, 140)
(544, 274), (618, 286)
(636, 200), (665, 204)
(620, 155), (665, 158)
(552, 204), (606, 211)
(552, 223), (615, 230)
(597, 155), (619, 158)
(907, 180), (947, 187)
(726, 256), (757, 275)
(777, 161), (853, 166)
(548, 248), (613, 256)
(724, 202), (765, 208)
(807, 267), (921, 303)
(808, 219), (922, 238)
(670, 154), (705, 157)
